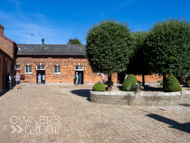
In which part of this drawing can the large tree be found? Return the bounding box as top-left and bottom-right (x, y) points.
(67, 38), (82, 45)
(127, 31), (150, 86)
(144, 17), (190, 90)
(86, 19), (133, 89)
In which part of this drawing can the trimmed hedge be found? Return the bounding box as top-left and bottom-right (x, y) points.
(187, 80), (190, 87)
(166, 75), (182, 92)
(122, 74), (138, 91)
(92, 83), (105, 92)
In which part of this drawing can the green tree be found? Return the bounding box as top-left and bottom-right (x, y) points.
(127, 31), (150, 86)
(144, 17), (190, 91)
(86, 19), (133, 89)
(67, 38), (82, 44)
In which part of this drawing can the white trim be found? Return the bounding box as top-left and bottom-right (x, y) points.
(15, 65), (21, 70)
(36, 65), (46, 70)
(75, 65), (84, 71)
(54, 66), (61, 74)
(25, 65), (32, 74)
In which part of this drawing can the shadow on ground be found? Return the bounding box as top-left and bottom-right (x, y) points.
(147, 114), (190, 133)
(0, 90), (9, 97)
(71, 89), (90, 100)
(117, 85), (163, 92)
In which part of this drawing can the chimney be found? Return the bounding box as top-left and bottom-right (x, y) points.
(0, 24), (5, 35)
(41, 38), (45, 45)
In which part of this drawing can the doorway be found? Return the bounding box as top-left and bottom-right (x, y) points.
(75, 65), (84, 84)
(75, 71), (83, 84)
(36, 70), (45, 84)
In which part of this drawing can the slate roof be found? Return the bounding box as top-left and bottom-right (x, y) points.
(17, 44), (86, 56)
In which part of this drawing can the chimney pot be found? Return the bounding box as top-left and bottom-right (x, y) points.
(41, 38), (45, 45)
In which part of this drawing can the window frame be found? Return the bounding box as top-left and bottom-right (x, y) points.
(25, 65), (32, 74)
(36, 65), (45, 70)
(15, 65), (21, 70)
(54, 66), (61, 74)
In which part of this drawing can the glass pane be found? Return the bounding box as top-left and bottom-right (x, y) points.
(26, 66), (28, 72)
(29, 66), (32, 72)
(58, 66), (61, 72)
(54, 66), (57, 73)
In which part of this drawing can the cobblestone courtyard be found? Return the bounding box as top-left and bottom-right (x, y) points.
(0, 84), (189, 143)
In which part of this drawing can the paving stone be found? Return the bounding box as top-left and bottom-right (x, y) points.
(0, 84), (189, 143)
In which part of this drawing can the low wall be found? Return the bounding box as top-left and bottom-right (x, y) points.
(89, 91), (190, 106)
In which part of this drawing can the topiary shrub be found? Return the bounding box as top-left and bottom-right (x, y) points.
(122, 74), (139, 91)
(92, 83), (105, 92)
(187, 80), (190, 87)
(166, 75), (182, 92)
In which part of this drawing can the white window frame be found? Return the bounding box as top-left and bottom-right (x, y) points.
(25, 65), (32, 74)
(75, 65), (84, 71)
(54, 66), (61, 74)
(15, 65), (21, 70)
(36, 65), (45, 70)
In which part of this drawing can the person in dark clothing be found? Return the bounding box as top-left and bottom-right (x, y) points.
(5, 74), (10, 90)
(78, 73), (82, 84)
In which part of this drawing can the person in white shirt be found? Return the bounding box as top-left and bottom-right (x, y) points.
(101, 73), (106, 84)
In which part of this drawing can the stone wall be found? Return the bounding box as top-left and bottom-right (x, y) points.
(90, 91), (190, 106)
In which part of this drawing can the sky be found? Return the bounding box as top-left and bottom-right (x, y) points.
(0, 0), (190, 45)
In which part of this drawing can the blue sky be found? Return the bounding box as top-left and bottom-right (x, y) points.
(0, 0), (190, 44)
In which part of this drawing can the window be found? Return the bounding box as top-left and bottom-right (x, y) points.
(75, 65), (84, 71)
(36, 65), (45, 70)
(54, 66), (61, 74)
(25, 65), (32, 74)
(15, 65), (21, 70)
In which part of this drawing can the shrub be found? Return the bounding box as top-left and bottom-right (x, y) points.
(122, 74), (139, 91)
(187, 80), (190, 87)
(166, 75), (182, 92)
(92, 83), (105, 92)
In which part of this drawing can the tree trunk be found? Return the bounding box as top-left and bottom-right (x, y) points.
(108, 73), (112, 87)
(163, 74), (167, 92)
(142, 74), (145, 86)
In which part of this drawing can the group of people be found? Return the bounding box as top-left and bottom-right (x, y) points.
(75, 72), (82, 85)
(5, 72), (21, 90)
(37, 74), (45, 85)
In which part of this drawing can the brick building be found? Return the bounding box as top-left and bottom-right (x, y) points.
(16, 41), (118, 84)
(16, 39), (162, 84)
(0, 25), (18, 92)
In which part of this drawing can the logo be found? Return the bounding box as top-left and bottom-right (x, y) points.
(10, 116), (61, 134)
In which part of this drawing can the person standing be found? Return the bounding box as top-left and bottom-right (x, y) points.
(6, 74), (10, 90)
(14, 72), (21, 89)
(37, 74), (42, 85)
(42, 75), (45, 84)
(124, 74), (128, 80)
(78, 73), (82, 84)
(75, 72), (78, 85)
(101, 73), (106, 84)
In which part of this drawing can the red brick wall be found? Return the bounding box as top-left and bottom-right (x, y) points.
(16, 57), (117, 84)
(0, 36), (13, 59)
(135, 74), (162, 83)
(0, 53), (3, 91)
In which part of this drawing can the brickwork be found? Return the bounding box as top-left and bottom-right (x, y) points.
(0, 36), (14, 59)
(16, 57), (117, 84)
(135, 74), (162, 83)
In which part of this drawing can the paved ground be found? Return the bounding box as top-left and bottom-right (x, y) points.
(0, 84), (189, 143)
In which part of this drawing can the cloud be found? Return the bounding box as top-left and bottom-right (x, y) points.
(0, 0), (71, 44)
